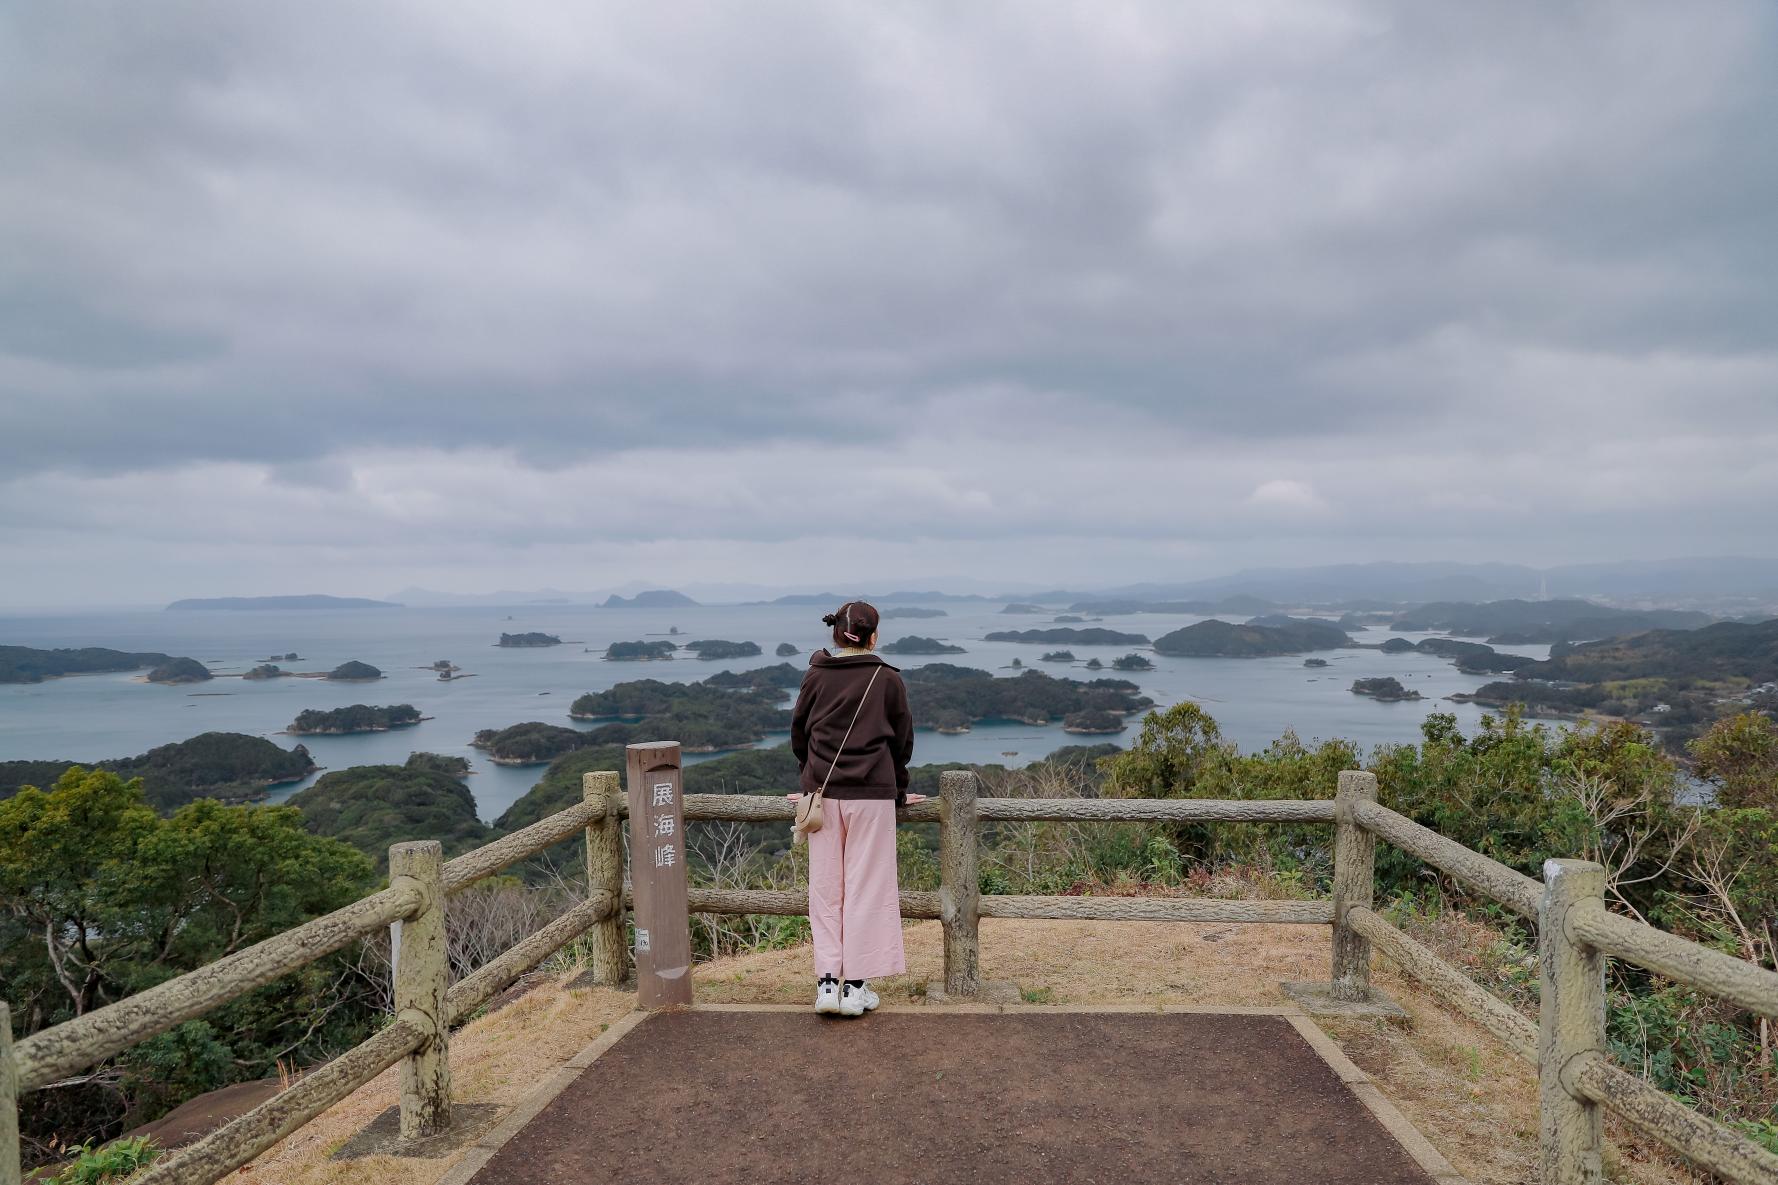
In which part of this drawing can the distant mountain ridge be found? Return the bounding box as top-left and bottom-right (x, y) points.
(600, 589), (699, 609)
(167, 595), (401, 611)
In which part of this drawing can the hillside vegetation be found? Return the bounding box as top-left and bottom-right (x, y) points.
(1, 732), (317, 812)
(0, 645), (181, 684)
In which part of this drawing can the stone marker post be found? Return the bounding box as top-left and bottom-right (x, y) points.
(1, 1002), (19, 1185)
(626, 742), (692, 1008)
(582, 770), (629, 984)
(1331, 770), (1378, 1001)
(940, 770), (981, 997)
(389, 841), (451, 1139)
(1539, 859), (1607, 1185)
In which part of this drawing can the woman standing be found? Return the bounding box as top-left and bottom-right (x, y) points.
(790, 600), (920, 1017)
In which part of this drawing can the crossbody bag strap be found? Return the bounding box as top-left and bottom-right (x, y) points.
(817, 665), (884, 797)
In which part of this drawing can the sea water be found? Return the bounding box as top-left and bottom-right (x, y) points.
(0, 602), (1549, 823)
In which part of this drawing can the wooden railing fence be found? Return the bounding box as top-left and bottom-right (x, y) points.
(3, 754), (1776, 1185)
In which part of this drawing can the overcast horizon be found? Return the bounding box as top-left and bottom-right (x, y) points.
(4, 3), (1777, 611)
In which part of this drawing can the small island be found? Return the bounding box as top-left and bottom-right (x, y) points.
(1351, 676), (1423, 702)
(881, 636), (967, 655)
(288, 704), (424, 735)
(497, 632), (562, 648)
(1063, 709), (1128, 734)
(1085, 658), (1104, 670)
(1111, 653), (1154, 672)
(999, 602), (1047, 614)
(1052, 614), (1086, 623)
(984, 627), (1150, 646)
(1152, 619), (1351, 658)
(775, 642), (800, 657)
(242, 663), (293, 681)
(472, 721), (595, 765)
(681, 639), (763, 660)
(261, 652), (302, 662)
(147, 657), (214, 684)
(326, 660), (384, 681)
(568, 670), (794, 751)
(900, 663), (1151, 733)
(1379, 637), (1417, 654)
(883, 606), (948, 619)
(1304, 658), (1329, 668)
(606, 640), (677, 661)
(1041, 650), (1076, 663)
(600, 589), (698, 609)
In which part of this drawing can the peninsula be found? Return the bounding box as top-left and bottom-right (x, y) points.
(497, 632), (562, 648)
(1, 645), (182, 684)
(881, 636), (967, 655)
(1153, 618), (1350, 657)
(984, 628), (1150, 645)
(288, 704), (425, 735)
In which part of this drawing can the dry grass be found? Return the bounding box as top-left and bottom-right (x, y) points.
(237, 918), (1698, 1185)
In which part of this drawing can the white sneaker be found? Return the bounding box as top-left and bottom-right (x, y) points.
(840, 981), (875, 1017)
(815, 978), (841, 1015)
(858, 982), (880, 1011)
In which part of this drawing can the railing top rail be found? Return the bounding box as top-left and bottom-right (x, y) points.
(656, 792), (1334, 825)
(1568, 900), (1778, 1022)
(442, 797), (606, 893)
(14, 881), (421, 1092)
(1351, 798), (1542, 919)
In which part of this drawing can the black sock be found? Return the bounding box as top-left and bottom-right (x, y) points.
(844, 979), (864, 989)
(819, 974), (838, 986)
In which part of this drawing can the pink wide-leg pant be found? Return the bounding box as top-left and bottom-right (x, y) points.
(808, 798), (906, 981)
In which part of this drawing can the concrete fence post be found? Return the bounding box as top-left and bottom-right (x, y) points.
(389, 841), (452, 1140)
(940, 770), (981, 997)
(1331, 770), (1378, 1001)
(582, 771), (629, 985)
(1539, 859), (1607, 1185)
(1, 1003), (19, 1185)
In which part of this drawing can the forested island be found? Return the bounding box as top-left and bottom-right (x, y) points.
(881, 636), (966, 655)
(326, 660), (383, 681)
(999, 602), (1047, 614)
(1, 645), (184, 684)
(606, 640), (677, 661)
(1152, 618), (1350, 657)
(285, 753), (493, 868)
(681, 639), (762, 660)
(1111, 653), (1154, 671)
(901, 664), (1151, 733)
(1352, 676), (1422, 702)
(288, 704), (424, 735)
(1460, 618), (1778, 743)
(1062, 709), (1128, 734)
(472, 722), (594, 765)
(1041, 650), (1076, 663)
(1389, 598), (1711, 643)
(776, 642), (799, 656)
(147, 657), (213, 684)
(497, 632), (562, 647)
(565, 670), (793, 752)
(243, 663), (291, 680)
(984, 627), (1150, 645)
(883, 606), (947, 619)
(600, 589), (698, 608)
(1, 731), (317, 811)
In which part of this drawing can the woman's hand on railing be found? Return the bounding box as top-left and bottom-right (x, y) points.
(903, 793), (928, 804)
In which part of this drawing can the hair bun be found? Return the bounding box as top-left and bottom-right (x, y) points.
(821, 613), (838, 626)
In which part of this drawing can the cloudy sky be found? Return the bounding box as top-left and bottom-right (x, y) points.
(2, 2), (1775, 607)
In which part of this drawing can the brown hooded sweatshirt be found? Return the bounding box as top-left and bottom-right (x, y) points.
(790, 649), (915, 803)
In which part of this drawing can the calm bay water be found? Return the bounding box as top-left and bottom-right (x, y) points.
(0, 603), (1551, 823)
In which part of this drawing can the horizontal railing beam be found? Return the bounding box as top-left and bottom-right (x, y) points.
(1347, 906), (1537, 1060)
(445, 891), (616, 1027)
(623, 887), (943, 919)
(976, 798), (1337, 823)
(1570, 1052), (1778, 1184)
(979, 896), (1334, 924)
(1352, 799), (1542, 919)
(127, 1019), (425, 1185)
(1568, 902), (1778, 1021)
(14, 882), (422, 1092)
(443, 798), (606, 893)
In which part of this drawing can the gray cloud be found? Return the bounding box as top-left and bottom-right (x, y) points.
(1, 1), (1775, 603)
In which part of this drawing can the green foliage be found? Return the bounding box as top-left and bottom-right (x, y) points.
(1352, 676), (1420, 701)
(1690, 711), (1778, 810)
(472, 721), (595, 764)
(285, 755), (494, 867)
(101, 732), (316, 811)
(288, 703), (422, 734)
(2, 768), (378, 1160)
(880, 636), (966, 655)
(1110, 653), (1153, 671)
(42, 1136), (160, 1184)
(983, 627), (1149, 645)
(567, 674), (793, 751)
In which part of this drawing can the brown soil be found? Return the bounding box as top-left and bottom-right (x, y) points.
(470, 1009), (1437, 1185)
